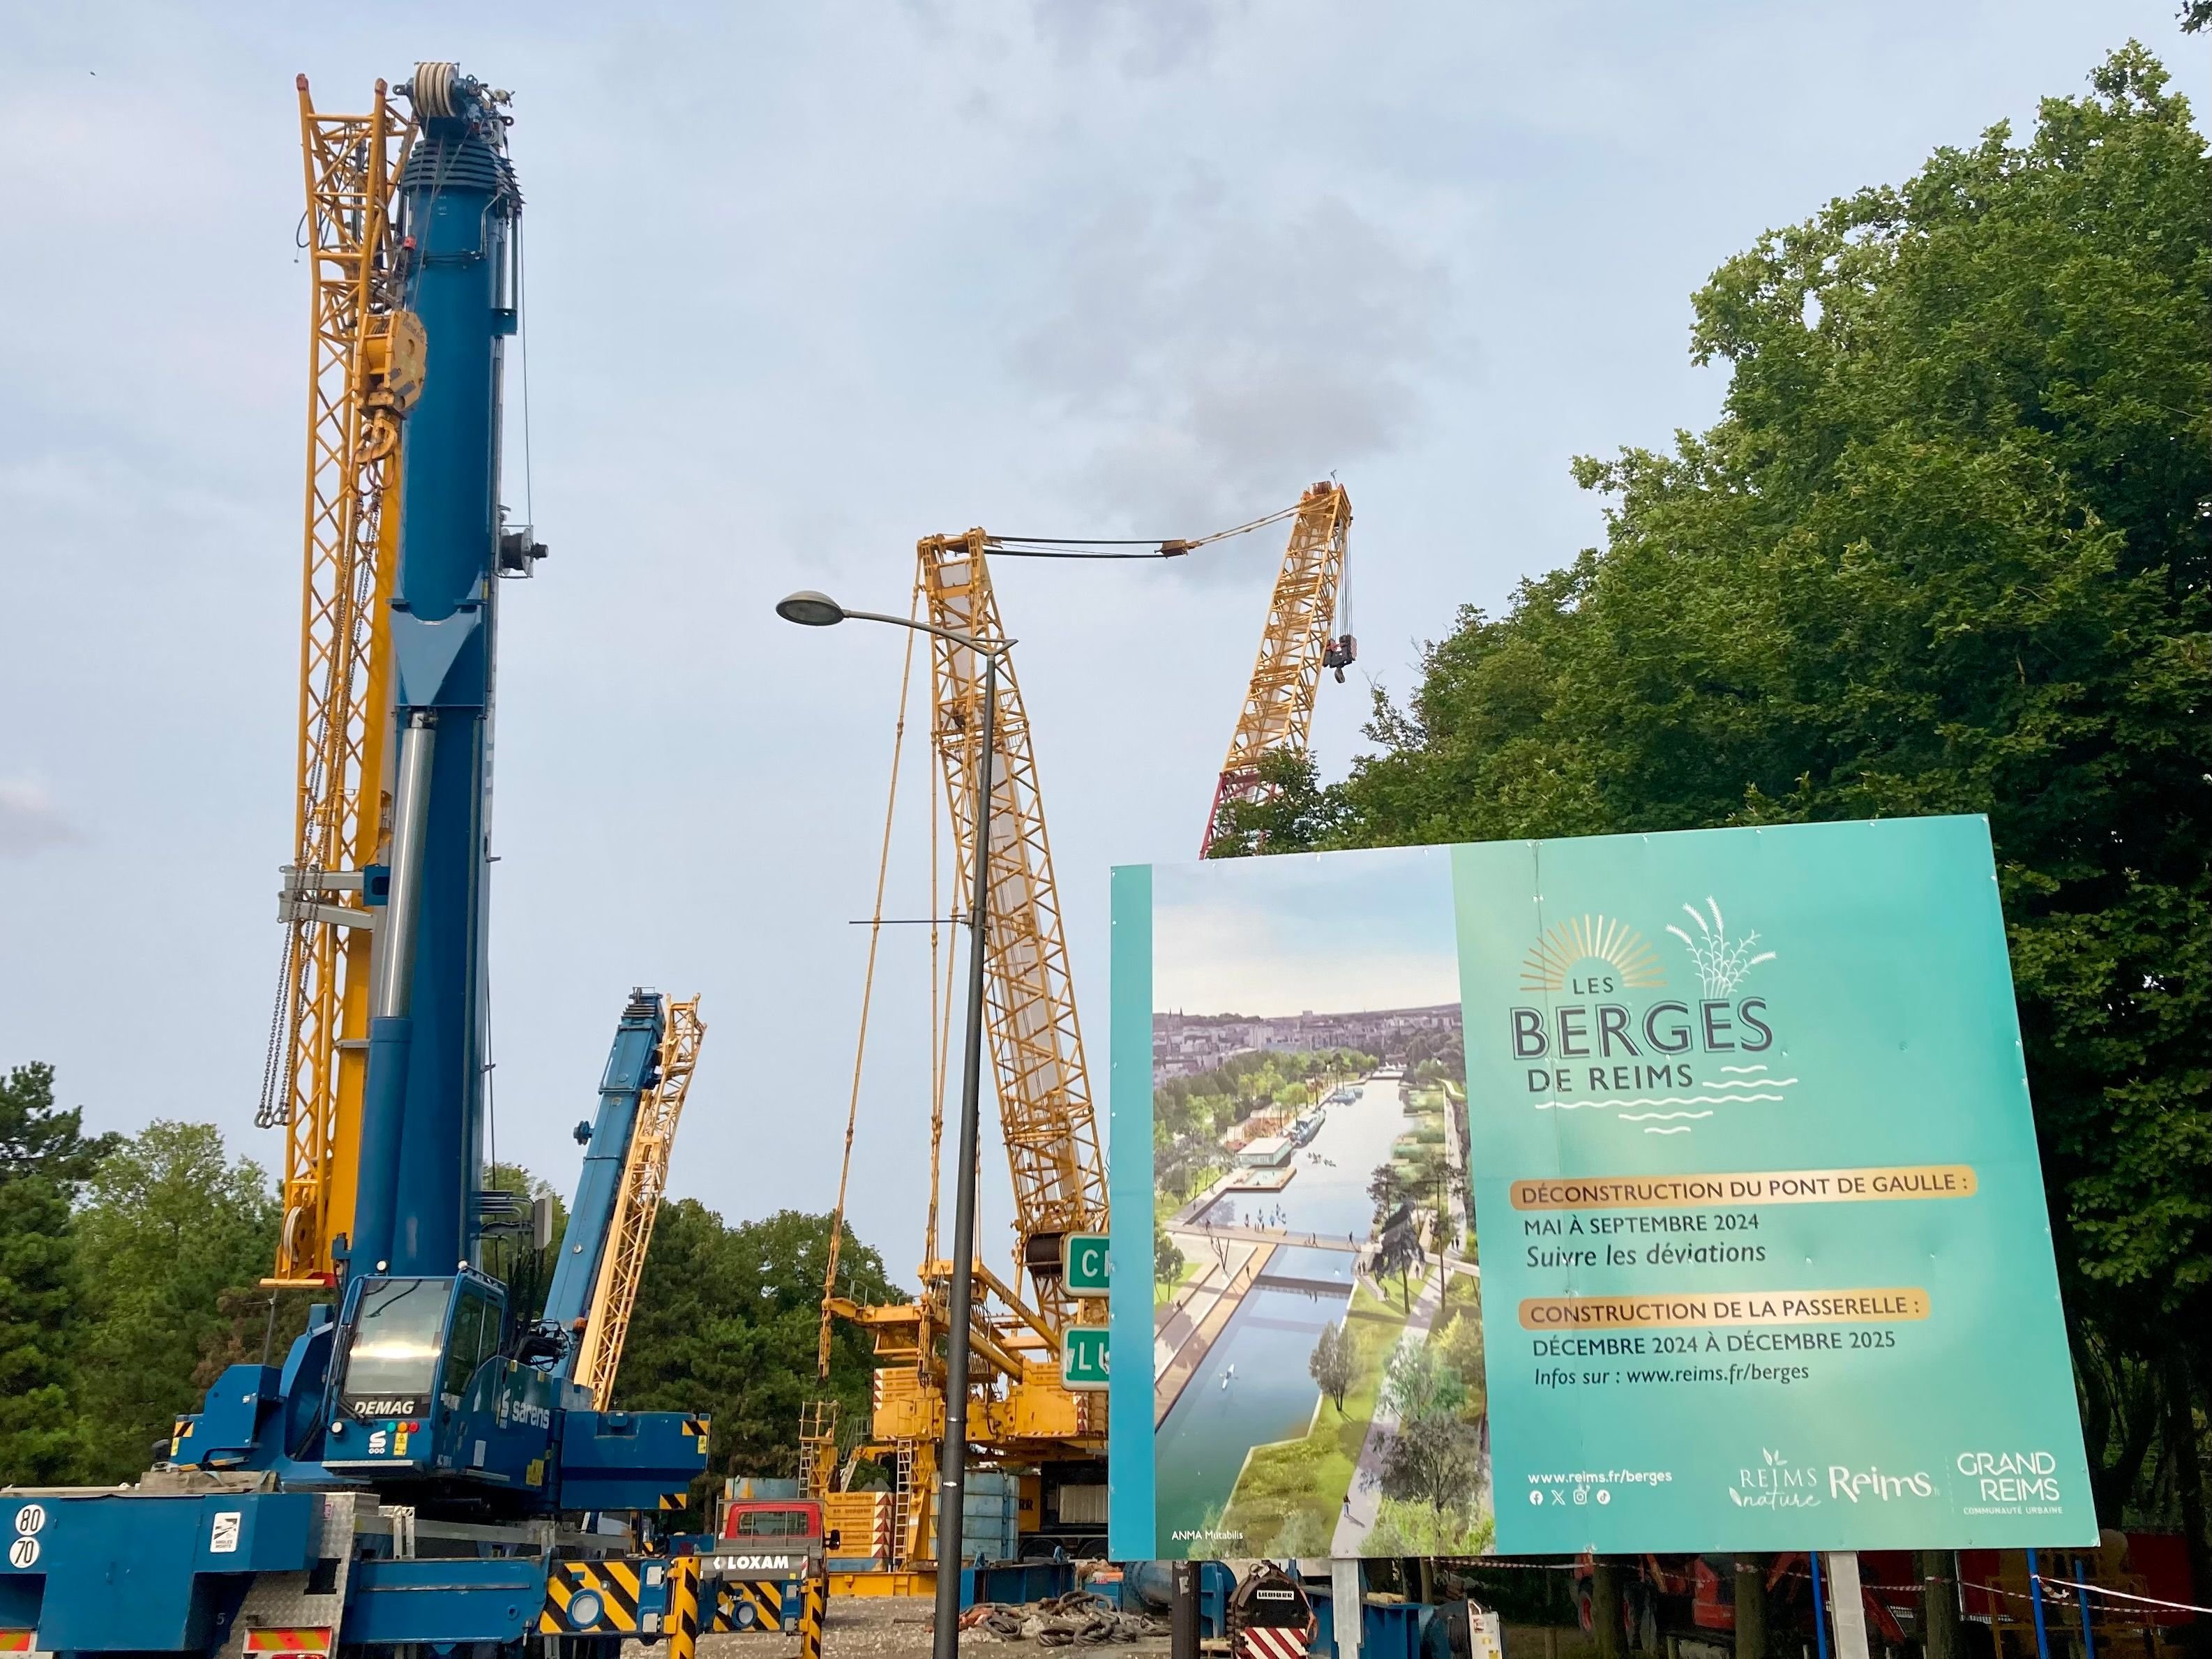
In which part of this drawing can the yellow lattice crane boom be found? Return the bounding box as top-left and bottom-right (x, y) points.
(919, 532), (1108, 1309)
(1200, 481), (1353, 856)
(804, 533), (1109, 1589)
(573, 996), (707, 1407)
(262, 76), (426, 1286)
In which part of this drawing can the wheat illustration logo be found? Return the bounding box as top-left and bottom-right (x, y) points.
(1665, 898), (1775, 996)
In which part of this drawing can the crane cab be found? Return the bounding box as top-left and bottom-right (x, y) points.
(318, 1268), (566, 1496)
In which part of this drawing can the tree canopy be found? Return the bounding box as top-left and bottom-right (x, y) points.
(73, 1122), (277, 1481)
(0, 1063), (116, 1480)
(0, 1073), (905, 1496)
(1234, 43), (2211, 1549)
(610, 1201), (903, 1482)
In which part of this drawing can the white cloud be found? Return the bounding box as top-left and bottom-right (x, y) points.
(0, 781), (82, 857)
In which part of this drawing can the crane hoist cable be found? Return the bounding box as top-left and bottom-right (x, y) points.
(815, 597), (925, 1379)
(984, 500), (1304, 560)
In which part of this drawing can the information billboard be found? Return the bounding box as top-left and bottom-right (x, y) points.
(1106, 816), (2095, 1559)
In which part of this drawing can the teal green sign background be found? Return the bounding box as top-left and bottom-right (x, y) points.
(1454, 816), (2092, 1551)
(1064, 1233), (1112, 1297)
(1109, 816), (2097, 1556)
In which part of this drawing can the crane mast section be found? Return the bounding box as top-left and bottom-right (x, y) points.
(1203, 482), (1352, 855)
(917, 534), (1106, 1321)
(268, 78), (424, 1284)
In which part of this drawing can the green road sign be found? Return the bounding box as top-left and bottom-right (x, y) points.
(1062, 1326), (1109, 1391)
(1062, 1232), (1111, 1298)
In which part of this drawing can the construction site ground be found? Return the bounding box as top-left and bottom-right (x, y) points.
(686, 1597), (1175, 1659)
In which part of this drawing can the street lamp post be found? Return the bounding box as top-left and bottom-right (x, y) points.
(776, 590), (1007, 1659)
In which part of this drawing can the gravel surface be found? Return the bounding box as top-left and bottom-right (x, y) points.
(694, 1596), (1176, 1659)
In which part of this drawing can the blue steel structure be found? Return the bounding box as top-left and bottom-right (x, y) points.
(0, 64), (709, 1659)
(543, 995), (667, 1373)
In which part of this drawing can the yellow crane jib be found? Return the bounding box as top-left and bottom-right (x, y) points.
(1201, 481), (1353, 857)
(260, 75), (425, 1286)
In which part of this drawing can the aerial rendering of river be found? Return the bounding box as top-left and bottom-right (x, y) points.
(1158, 1078), (1413, 1535)
(1197, 1076), (1411, 1238)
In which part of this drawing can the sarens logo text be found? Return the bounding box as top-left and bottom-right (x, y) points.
(1510, 900), (1791, 1136)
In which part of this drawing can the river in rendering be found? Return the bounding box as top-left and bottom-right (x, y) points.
(1157, 1079), (1417, 1535)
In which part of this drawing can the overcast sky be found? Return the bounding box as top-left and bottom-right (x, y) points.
(1154, 848), (1458, 1018)
(2, 1), (2197, 1288)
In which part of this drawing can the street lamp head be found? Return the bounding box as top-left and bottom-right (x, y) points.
(775, 590), (846, 628)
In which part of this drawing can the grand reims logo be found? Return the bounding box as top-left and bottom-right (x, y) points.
(1507, 899), (1792, 1135)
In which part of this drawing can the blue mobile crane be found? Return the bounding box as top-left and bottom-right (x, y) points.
(0, 63), (713, 1659)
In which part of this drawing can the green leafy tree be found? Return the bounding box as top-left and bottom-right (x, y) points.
(1278, 43), (2211, 1562)
(75, 1123), (277, 1480)
(1378, 1341), (1477, 1514)
(611, 1203), (903, 1487)
(0, 1063), (116, 1482)
(1308, 1319), (1354, 1411)
(1154, 1216), (1185, 1286)
(1205, 749), (1351, 858)
(1438, 1309), (1488, 1422)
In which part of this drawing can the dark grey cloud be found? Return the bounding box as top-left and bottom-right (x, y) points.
(1011, 184), (1455, 533)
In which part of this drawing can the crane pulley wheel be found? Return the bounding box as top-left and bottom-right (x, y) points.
(407, 61), (461, 118)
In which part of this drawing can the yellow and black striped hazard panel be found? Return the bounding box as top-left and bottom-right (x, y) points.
(539, 1560), (649, 1635)
(707, 1580), (790, 1634)
(795, 1577), (828, 1659)
(666, 1559), (702, 1659)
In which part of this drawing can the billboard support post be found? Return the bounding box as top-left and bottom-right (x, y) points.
(2072, 1558), (2096, 1659)
(1810, 1552), (1832, 1659)
(1823, 1553), (1872, 1659)
(1171, 1561), (1198, 1659)
(2025, 1550), (2052, 1659)
(1330, 1559), (1361, 1659)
